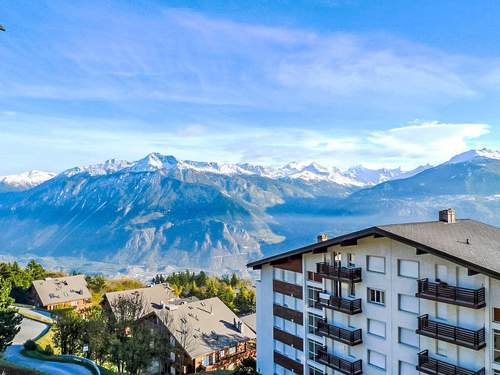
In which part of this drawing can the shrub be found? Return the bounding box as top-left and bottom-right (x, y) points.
(23, 340), (37, 351)
(43, 345), (54, 356)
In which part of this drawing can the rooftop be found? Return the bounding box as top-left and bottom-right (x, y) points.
(248, 218), (500, 280)
(153, 297), (256, 359)
(32, 274), (91, 306)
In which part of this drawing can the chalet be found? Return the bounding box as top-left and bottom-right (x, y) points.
(147, 296), (256, 374)
(102, 283), (177, 318)
(31, 274), (91, 311)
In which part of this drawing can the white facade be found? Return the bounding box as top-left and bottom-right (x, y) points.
(254, 230), (500, 375)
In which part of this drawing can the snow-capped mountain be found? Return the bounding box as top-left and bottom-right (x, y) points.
(444, 148), (500, 165)
(0, 148), (498, 274)
(57, 153), (423, 187)
(0, 170), (56, 192)
(344, 164), (432, 186)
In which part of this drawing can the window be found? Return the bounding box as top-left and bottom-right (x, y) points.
(284, 319), (297, 335)
(399, 294), (419, 314)
(399, 361), (418, 375)
(436, 340), (447, 357)
(308, 286), (321, 308)
(308, 312), (322, 334)
(274, 339), (284, 353)
(274, 363), (285, 375)
(367, 256), (385, 273)
(368, 350), (386, 370)
(308, 339), (322, 360)
(368, 319), (386, 338)
(310, 367), (325, 375)
(494, 329), (500, 363)
(274, 291), (303, 312)
(170, 367), (176, 375)
(274, 268), (284, 281)
(399, 327), (419, 348)
(274, 292), (284, 305)
(202, 356), (209, 366)
(274, 316), (284, 330)
(229, 346), (236, 354)
(398, 259), (419, 279)
(347, 253), (355, 267)
(170, 352), (175, 362)
(219, 350), (225, 358)
(494, 307), (500, 323)
(368, 288), (385, 305)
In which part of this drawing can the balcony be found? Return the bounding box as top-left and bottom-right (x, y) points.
(416, 279), (486, 309)
(416, 315), (486, 350)
(416, 350), (485, 375)
(316, 262), (362, 283)
(315, 347), (362, 375)
(316, 319), (362, 346)
(316, 292), (362, 315)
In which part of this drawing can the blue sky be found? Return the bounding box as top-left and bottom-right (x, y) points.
(1, 0), (500, 174)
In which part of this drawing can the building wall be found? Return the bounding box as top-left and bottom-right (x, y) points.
(256, 264), (274, 375)
(256, 234), (497, 375)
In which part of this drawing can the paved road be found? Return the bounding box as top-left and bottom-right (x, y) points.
(3, 311), (94, 375)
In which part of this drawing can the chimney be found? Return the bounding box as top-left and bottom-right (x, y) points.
(439, 208), (456, 223)
(317, 233), (328, 243)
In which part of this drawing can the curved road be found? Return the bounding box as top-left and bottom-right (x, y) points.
(3, 309), (94, 375)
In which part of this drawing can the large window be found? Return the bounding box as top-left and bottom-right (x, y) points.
(368, 350), (386, 370)
(274, 267), (303, 286)
(399, 361), (418, 375)
(309, 367), (325, 375)
(273, 291), (303, 312)
(307, 286), (321, 308)
(398, 259), (419, 279)
(274, 315), (300, 335)
(367, 256), (385, 273)
(399, 327), (419, 348)
(399, 294), (419, 314)
(494, 329), (500, 363)
(367, 288), (385, 305)
(308, 339), (322, 361)
(368, 319), (386, 338)
(274, 339), (303, 363)
(308, 312), (322, 335)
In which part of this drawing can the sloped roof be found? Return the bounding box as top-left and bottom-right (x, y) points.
(104, 283), (176, 316)
(153, 297), (255, 359)
(248, 219), (500, 279)
(239, 313), (256, 333)
(32, 275), (91, 306)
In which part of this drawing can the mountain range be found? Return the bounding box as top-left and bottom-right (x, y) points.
(0, 148), (498, 274)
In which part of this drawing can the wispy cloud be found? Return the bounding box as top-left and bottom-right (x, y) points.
(1, 5), (498, 109)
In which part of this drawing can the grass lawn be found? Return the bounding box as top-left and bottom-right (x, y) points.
(0, 357), (47, 375)
(34, 326), (60, 354)
(21, 350), (99, 375)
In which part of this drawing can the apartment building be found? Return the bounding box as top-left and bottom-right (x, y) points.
(248, 209), (500, 375)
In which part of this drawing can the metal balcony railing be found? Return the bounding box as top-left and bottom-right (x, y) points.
(416, 315), (486, 350)
(316, 262), (362, 283)
(316, 292), (362, 315)
(416, 278), (486, 309)
(316, 319), (362, 346)
(416, 350), (485, 375)
(315, 347), (362, 375)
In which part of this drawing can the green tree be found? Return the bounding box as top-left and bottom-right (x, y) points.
(0, 277), (22, 353)
(53, 309), (84, 355)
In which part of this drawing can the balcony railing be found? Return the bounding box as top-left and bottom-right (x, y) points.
(316, 262), (362, 283)
(316, 292), (362, 315)
(416, 279), (486, 309)
(316, 319), (362, 346)
(416, 315), (486, 350)
(315, 347), (362, 375)
(416, 350), (485, 375)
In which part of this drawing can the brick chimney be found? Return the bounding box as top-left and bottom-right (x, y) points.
(317, 233), (328, 242)
(439, 208), (456, 223)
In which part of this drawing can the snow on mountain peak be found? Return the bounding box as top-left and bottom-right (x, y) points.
(445, 148), (500, 164)
(0, 170), (56, 191)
